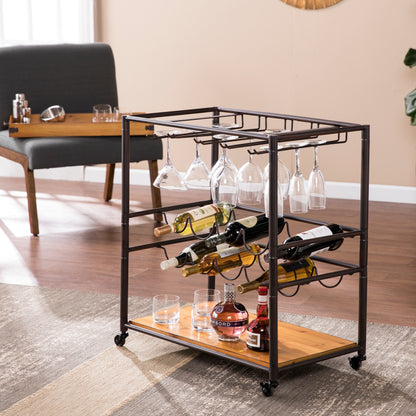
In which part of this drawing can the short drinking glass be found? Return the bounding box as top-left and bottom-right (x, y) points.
(191, 289), (221, 331)
(152, 294), (180, 324)
(92, 104), (112, 123)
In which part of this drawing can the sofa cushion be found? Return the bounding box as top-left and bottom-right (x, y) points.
(0, 130), (162, 170)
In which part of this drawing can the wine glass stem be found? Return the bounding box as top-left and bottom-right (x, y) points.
(295, 148), (301, 174)
(195, 142), (200, 160)
(313, 146), (319, 171)
(166, 138), (172, 165)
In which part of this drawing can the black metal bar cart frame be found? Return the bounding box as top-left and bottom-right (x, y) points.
(115, 106), (370, 397)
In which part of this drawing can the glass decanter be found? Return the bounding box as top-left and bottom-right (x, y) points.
(210, 283), (249, 342)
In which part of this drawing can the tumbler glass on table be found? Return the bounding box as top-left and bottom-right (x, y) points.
(92, 104), (112, 123)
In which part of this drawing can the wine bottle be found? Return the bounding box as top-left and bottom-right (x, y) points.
(160, 240), (228, 270)
(210, 283), (249, 342)
(246, 286), (269, 352)
(181, 243), (262, 277)
(280, 224), (344, 260)
(204, 214), (285, 249)
(237, 258), (317, 294)
(153, 202), (233, 237)
(161, 214), (283, 271)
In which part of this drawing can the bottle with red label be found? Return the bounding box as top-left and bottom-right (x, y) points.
(246, 286), (270, 352)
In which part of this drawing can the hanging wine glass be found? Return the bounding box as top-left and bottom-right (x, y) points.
(210, 142), (238, 207)
(153, 137), (187, 191)
(237, 141), (264, 205)
(184, 140), (210, 189)
(263, 158), (290, 200)
(264, 177), (284, 219)
(288, 145), (308, 213)
(307, 139), (327, 210)
(212, 120), (240, 129)
(210, 134), (238, 180)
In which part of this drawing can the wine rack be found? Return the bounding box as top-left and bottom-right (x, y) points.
(115, 107), (369, 397)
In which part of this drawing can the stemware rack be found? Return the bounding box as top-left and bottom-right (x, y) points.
(115, 106), (369, 396)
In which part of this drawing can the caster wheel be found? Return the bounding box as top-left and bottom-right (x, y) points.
(261, 383), (272, 397)
(114, 332), (128, 346)
(349, 355), (363, 371)
(260, 380), (278, 397)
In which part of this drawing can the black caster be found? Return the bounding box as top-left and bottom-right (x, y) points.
(349, 354), (365, 371)
(260, 380), (278, 397)
(114, 332), (129, 346)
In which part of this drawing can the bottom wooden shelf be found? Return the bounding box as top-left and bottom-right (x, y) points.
(129, 306), (357, 369)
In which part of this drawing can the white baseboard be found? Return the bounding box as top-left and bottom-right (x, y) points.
(2, 164), (415, 204)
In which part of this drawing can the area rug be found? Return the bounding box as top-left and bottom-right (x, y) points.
(0, 283), (414, 416)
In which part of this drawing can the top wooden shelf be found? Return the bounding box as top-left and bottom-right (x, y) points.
(8, 113), (154, 138)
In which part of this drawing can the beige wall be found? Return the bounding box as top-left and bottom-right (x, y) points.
(97, 0), (416, 188)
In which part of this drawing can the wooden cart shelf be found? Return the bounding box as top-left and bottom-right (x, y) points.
(130, 305), (357, 370)
(8, 113), (153, 138)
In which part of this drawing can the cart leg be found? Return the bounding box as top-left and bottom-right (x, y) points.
(260, 380), (278, 397)
(114, 332), (129, 347)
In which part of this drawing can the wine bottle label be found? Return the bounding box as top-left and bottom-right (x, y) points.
(182, 247), (198, 262)
(216, 243), (230, 252)
(211, 318), (249, 327)
(217, 245), (245, 258)
(280, 259), (309, 273)
(309, 247), (331, 257)
(188, 204), (219, 221)
(236, 216), (258, 228)
(246, 331), (261, 348)
(298, 225), (332, 240)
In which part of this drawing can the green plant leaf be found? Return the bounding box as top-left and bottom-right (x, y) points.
(404, 48), (416, 67)
(405, 89), (416, 125)
(404, 89), (416, 114)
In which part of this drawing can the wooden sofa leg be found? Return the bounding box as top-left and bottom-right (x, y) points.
(24, 168), (39, 236)
(104, 163), (115, 201)
(148, 160), (163, 224)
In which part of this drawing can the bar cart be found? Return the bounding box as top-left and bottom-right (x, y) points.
(114, 107), (369, 396)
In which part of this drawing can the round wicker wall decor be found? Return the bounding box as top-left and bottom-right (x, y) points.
(280, 0), (342, 9)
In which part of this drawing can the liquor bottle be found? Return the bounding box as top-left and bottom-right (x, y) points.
(153, 202), (233, 237)
(181, 243), (262, 277)
(280, 224), (344, 260)
(204, 214), (285, 249)
(237, 258), (317, 294)
(210, 283), (249, 342)
(246, 286), (269, 352)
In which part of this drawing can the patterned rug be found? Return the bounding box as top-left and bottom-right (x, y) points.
(0, 283), (414, 416)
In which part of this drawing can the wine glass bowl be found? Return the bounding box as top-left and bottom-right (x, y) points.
(307, 139), (327, 210)
(153, 138), (187, 191)
(210, 164), (238, 207)
(288, 147), (308, 213)
(184, 141), (210, 189)
(237, 149), (264, 206)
